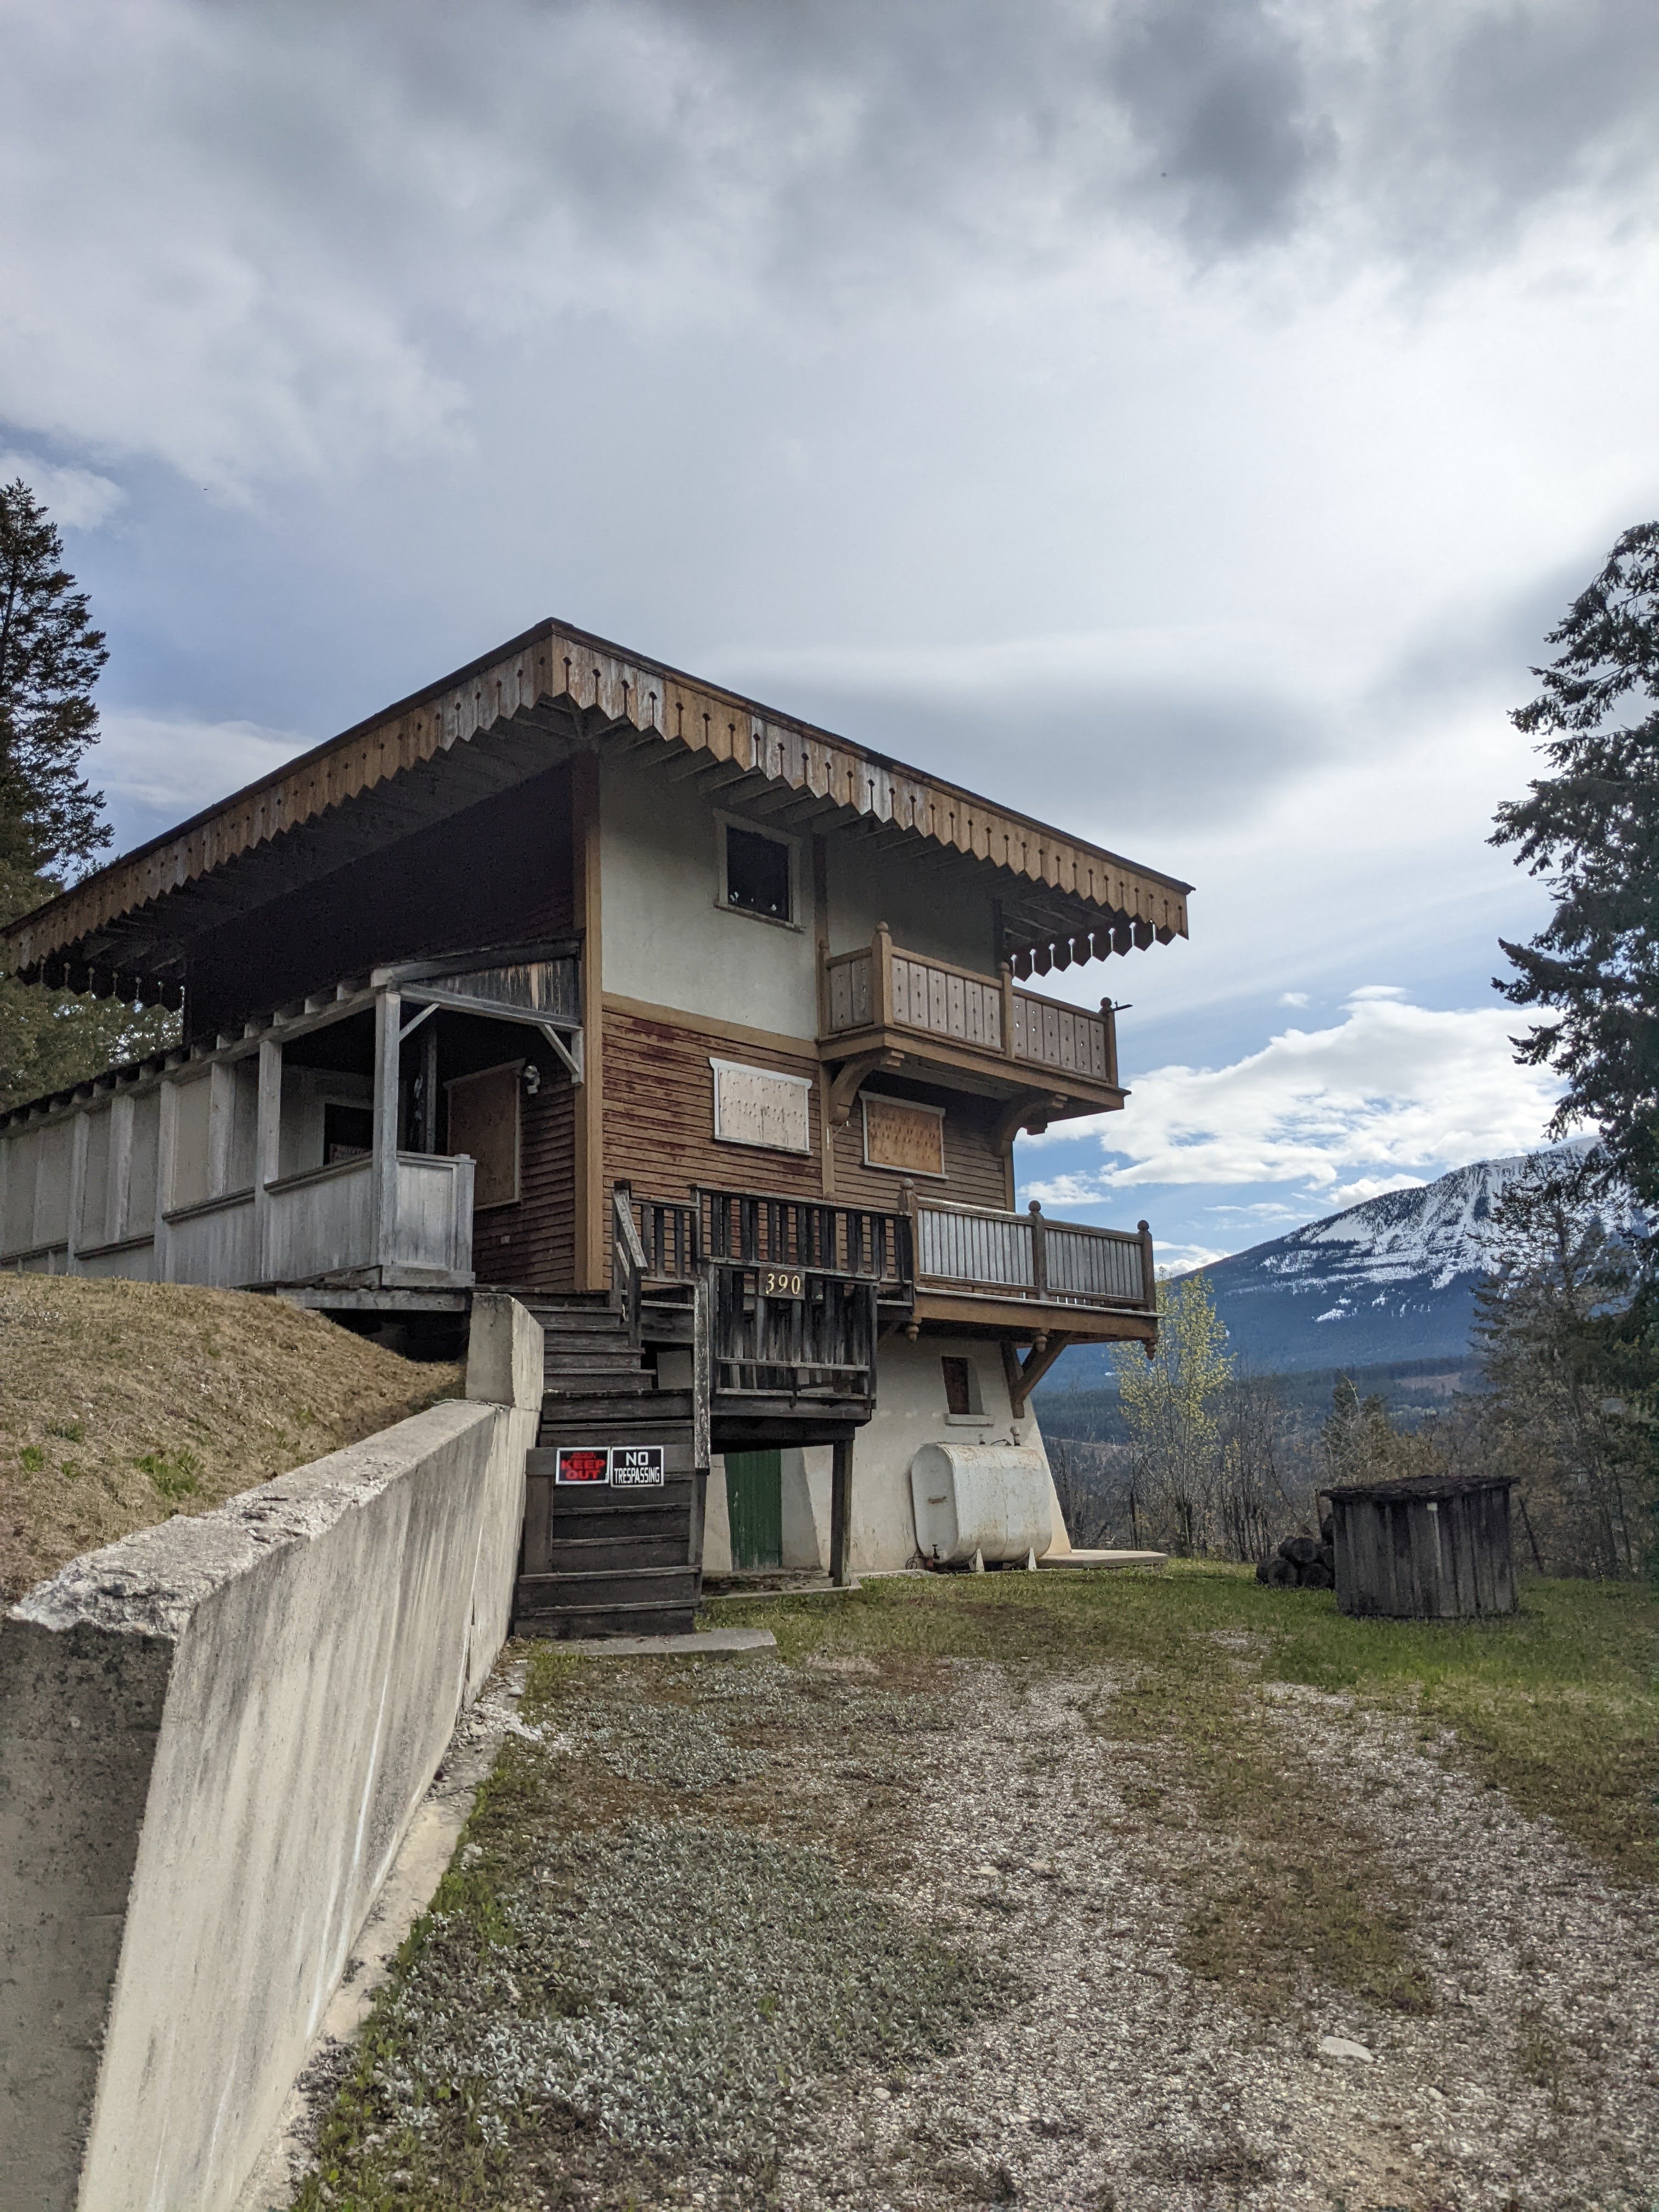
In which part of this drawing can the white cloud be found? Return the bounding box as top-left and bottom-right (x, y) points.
(1025, 991), (1569, 1193)
(0, 450), (124, 529)
(1152, 1242), (1232, 1277)
(96, 713), (312, 831)
(1278, 990), (1309, 1007)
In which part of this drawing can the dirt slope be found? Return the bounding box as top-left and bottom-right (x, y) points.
(0, 1275), (463, 1602)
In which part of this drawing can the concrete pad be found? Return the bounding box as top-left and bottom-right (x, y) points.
(1037, 1548), (1167, 1571)
(702, 1580), (862, 1604)
(553, 1627), (777, 1658)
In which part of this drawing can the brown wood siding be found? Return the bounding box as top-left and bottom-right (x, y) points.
(602, 1005), (1010, 1221)
(185, 765), (575, 1038)
(833, 1083), (1009, 1212)
(603, 1008), (825, 1205)
(471, 1076), (576, 1291)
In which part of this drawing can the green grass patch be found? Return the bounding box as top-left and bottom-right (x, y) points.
(712, 1566), (1657, 1887)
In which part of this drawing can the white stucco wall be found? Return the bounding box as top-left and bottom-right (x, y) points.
(825, 832), (1001, 970)
(600, 753), (819, 1038)
(598, 749), (1009, 1034)
(848, 1333), (1068, 1571)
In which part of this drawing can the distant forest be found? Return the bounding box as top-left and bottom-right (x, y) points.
(1034, 1356), (1475, 1448)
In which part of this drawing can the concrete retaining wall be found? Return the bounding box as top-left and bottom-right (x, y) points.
(0, 1291), (543, 2212)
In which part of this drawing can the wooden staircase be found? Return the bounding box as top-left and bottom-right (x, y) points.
(513, 1294), (704, 1639)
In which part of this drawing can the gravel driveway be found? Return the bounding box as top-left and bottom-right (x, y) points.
(295, 1623), (1658, 2212)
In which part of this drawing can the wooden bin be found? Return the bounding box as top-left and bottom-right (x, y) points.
(1328, 1474), (1517, 1621)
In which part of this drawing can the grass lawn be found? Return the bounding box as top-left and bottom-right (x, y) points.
(293, 1567), (1656, 2211)
(716, 1566), (1658, 1886)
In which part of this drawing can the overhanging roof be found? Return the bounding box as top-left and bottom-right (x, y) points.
(3, 617), (1192, 1004)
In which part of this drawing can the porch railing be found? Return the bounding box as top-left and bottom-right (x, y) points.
(623, 1184), (911, 1289)
(822, 924), (1118, 1086)
(914, 1198), (1153, 1311)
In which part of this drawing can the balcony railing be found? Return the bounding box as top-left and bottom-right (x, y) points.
(620, 1180), (1153, 1318)
(914, 1198), (1153, 1312)
(623, 1184), (910, 1289)
(822, 925), (1118, 1086)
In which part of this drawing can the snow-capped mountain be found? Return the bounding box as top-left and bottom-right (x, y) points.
(1183, 1145), (1588, 1372)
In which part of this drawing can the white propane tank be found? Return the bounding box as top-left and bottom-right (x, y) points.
(910, 1442), (1054, 1567)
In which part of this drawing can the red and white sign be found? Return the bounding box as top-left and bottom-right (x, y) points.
(554, 1447), (610, 1485)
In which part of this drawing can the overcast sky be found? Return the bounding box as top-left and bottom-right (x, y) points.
(4, 0), (1656, 1266)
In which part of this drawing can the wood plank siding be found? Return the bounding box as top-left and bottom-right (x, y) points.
(471, 1080), (577, 1293)
(601, 1007), (825, 1210)
(600, 1001), (1010, 1230)
(831, 1087), (1009, 1214)
(185, 766), (574, 1037)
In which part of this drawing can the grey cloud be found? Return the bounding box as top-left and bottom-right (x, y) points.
(718, 665), (1326, 844)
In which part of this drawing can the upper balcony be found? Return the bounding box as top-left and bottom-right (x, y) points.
(820, 924), (1123, 1128)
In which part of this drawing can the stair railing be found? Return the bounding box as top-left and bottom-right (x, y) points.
(611, 1179), (649, 1342)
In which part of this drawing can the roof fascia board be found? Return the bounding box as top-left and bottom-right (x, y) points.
(4, 617), (1192, 979)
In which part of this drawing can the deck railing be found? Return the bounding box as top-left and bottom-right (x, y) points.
(623, 1184), (910, 1288)
(822, 925), (1118, 1085)
(913, 1198), (1153, 1311)
(622, 1180), (1153, 1316)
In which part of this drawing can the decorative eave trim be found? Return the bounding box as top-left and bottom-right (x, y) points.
(3, 617), (1192, 983)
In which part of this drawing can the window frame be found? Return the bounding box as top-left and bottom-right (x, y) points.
(714, 810), (802, 931)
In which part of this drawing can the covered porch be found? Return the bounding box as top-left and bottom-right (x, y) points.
(0, 944), (583, 1302)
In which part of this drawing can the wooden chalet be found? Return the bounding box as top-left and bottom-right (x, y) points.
(0, 619), (1191, 1632)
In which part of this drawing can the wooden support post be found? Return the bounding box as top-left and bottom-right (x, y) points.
(1102, 998), (1120, 1090)
(814, 837), (835, 1198)
(572, 750), (606, 1291)
(872, 921), (895, 1031)
(106, 1092), (133, 1244)
(1028, 1199), (1048, 1299)
(420, 1022), (439, 1154)
(830, 1434), (854, 1588)
(253, 1039), (282, 1280)
(206, 1060), (235, 1197)
(65, 1109), (89, 1275)
(153, 1077), (179, 1282)
(1138, 1218), (1155, 1311)
(373, 986), (402, 1282)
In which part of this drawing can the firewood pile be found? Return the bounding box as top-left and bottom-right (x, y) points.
(1256, 1505), (1335, 1590)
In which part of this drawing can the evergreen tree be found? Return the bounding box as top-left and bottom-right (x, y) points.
(1492, 522), (1659, 1228)
(0, 479), (174, 1107)
(0, 478), (111, 877)
(1470, 1146), (1648, 1577)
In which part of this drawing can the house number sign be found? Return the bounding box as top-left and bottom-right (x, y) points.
(554, 1446), (666, 1486)
(760, 1266), (806, 1299)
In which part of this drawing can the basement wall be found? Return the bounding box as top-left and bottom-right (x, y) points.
(0, 1293), (543, 2212)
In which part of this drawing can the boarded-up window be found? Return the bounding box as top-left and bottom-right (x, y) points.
(446, 1062), (522, 1209)
(709, 1059), (812, 1154)
(861, 1093), (946, 1178)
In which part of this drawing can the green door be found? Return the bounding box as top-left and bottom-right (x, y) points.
(725, 1449), (783, 1570)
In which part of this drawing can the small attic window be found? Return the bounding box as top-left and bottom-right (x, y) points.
(719, 817), (795, 924)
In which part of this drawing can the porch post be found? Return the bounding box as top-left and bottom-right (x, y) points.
(153, 1075), (179, 1282)
(206, 1060), (235, 1196)
(65, 1107), (90, 1275)
(830, 1434), (854, 1587)
(372, 987), (401, 1280)
(253, 1038), (282, 1280)
(572, 751), (606, 1291)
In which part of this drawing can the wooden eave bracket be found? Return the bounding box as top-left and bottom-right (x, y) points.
(827, 1048), (902, 1127)
(1002, 1332), (1074, 1418)
(995, 1091), (1069, 1149)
